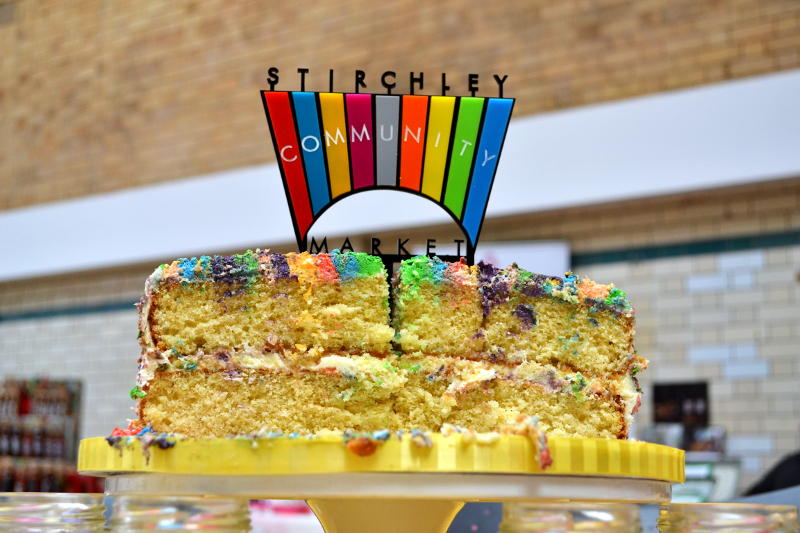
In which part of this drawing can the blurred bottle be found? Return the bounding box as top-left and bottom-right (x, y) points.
(0, 458), (11, 492)
(39, 460), (53, 492)
(8, 418), (20, 456)
(20, 417), (33, 457)
(31, 379), (56, 417)
(111, 495), (250, 532)
(0, 382), (19, 416)
(45, 417), (65, 458)
(11, 462), (24, 493)
(31, 416), (45, 457)
(63, 466), (83, 493)
(0, 418), (9, 456)
(499, 502), (641, 532)
(52, 461), (66, 493)
(658, 503), (799, 532)
(17, 381), (30, 416)
(0, 492), (105, 531)
(56, 384), (70, 416)
(24, 462), (40, 492)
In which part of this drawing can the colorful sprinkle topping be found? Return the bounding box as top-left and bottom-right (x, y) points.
(568, 373), (588, 401)
(149, 250), (388, 289)
(331, 249), (385, 282)
(473, 262), (632, 318)
(129, 386), (146, 400)
(513, 304), (537, 329)
(397, 256), (445, 300)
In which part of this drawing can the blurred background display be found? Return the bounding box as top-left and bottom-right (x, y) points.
(0, 378), (102, 492)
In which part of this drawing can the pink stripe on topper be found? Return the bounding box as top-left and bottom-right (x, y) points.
(345, 93), (375, 189)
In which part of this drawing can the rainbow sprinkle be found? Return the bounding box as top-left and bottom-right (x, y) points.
(150, 250), (387, 289)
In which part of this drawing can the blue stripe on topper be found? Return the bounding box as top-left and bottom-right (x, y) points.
(291, 92), (330, 214)
(461, 98), (514, 244)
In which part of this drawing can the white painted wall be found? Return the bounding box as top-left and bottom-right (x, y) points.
(2, 69), (799, 281)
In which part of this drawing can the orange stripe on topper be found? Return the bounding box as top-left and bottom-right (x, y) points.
(319, 93), (351, 198)
(398, 95), (429, 191)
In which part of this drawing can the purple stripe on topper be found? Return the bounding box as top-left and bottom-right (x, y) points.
(345, 93), (375, 189)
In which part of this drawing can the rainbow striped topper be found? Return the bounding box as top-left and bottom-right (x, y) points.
(261, 91), (515, 263)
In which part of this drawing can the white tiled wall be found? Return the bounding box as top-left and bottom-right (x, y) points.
(581, 244), (800, 489)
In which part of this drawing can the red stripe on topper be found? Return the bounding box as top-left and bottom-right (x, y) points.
(345, 93), (375, 189)
(263, 92), (313, 239)
(399, 95), (429, 191)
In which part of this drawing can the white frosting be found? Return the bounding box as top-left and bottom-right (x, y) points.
(235, 352), (288, 370)
(137, 348), (289, 387)
(135, 266), (162, 386)
(311, 355), (407, 390)
(618, 373), (641, 437)
(431, 359), (499, 407)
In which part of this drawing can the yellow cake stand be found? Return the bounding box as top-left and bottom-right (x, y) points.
(79, 434), (684, 533)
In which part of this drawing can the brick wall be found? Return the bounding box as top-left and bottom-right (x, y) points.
(2, 0), (800, 209)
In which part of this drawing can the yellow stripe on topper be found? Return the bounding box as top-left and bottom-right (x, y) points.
(318, 93), (351, 198)
(421, 96), (456, 201)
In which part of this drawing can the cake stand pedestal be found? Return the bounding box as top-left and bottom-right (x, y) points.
(79, 434), (684, 533)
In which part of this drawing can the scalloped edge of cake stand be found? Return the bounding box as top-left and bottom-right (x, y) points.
(84, 434), (682, 533)
(80, 434), (684, 481)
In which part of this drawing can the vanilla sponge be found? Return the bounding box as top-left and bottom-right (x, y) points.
(392, 259), (640, 377)
(141, 250), (394, 357)
(139, 354), (629, 438)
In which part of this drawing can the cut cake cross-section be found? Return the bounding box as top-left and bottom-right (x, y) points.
(131, 252), (645, 440)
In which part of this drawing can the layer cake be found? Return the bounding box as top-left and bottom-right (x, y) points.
(134, 251), (644, 439)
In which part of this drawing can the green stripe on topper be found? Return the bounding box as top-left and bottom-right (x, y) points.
(443, 97), (485, 218)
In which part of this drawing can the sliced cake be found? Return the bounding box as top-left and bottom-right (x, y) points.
(140, 249), (394, 360)
(479, 263), (638, 377)
(392, 258), (641, 377)
(392, 256), (484, 355)
(140, 353), (629, 438)
(132, 252), (644, 440)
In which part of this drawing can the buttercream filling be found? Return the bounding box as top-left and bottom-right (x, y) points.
(139, 349), (624, 405)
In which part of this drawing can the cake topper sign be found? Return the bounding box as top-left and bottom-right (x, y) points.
(260, 67), (515, 265)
